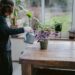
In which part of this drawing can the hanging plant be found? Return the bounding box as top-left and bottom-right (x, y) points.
(16, 0), (21, 5)
(26, 11), (32, 18)
(26, 11), (32, 26)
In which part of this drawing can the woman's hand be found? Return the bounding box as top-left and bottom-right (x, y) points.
(24, 26), (33, 32)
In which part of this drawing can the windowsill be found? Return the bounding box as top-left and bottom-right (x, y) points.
(11, 36), (75, 41)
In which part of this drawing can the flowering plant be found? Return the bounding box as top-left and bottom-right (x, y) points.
(35, 24), (51, 42)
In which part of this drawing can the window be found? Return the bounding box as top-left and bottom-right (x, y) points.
(14, 0), (73, 39)
(44, 0), (73, 38)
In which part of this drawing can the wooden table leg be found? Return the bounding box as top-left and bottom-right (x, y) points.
(21, 63), (32, 75)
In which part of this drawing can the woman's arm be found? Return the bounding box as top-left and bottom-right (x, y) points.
(0, 16), (24, 35)
(0, 23), (24, 35)
(5, 26), (24, 35)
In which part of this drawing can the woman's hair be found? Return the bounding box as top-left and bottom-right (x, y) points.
(0, 0), (14, 15)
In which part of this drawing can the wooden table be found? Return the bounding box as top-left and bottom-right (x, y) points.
(19, 41), (75, 75)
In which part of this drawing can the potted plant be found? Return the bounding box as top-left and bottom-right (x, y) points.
(35, 24), (51, 50)
(54, 22), (62, 37)
(9, 7), (19, 38)
(10, 0), (21, 38)
(54, 22), (62, 33)
(10, 0), (21, 26)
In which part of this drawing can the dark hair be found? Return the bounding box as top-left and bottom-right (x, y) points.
(0, 0), (14, 6)
(0, 0), (14, 15)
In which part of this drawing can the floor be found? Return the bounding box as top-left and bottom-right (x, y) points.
(13, 63), (21, 75)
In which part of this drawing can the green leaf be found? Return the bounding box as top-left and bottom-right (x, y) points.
(26, 11), (32, 18)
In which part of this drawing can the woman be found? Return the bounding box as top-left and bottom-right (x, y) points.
(0, 0), (32, 75)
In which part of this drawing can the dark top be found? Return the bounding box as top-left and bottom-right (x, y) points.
(0, 15), (24, 52)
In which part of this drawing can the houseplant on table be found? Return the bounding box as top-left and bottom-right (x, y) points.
(35, 24), (51, 50)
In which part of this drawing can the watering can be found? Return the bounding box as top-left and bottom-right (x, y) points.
(24, 32), (35, 44)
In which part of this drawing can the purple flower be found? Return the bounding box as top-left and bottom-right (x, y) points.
(35, 30), (50, 41)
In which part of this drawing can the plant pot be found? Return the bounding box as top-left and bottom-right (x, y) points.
(40, 40), (48, 50)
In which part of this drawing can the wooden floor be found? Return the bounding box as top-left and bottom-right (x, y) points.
(13, 63), (21, 75)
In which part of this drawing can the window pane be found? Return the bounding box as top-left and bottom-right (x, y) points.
(24, 0), (41, 30)
(44, 0), (73, 38)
